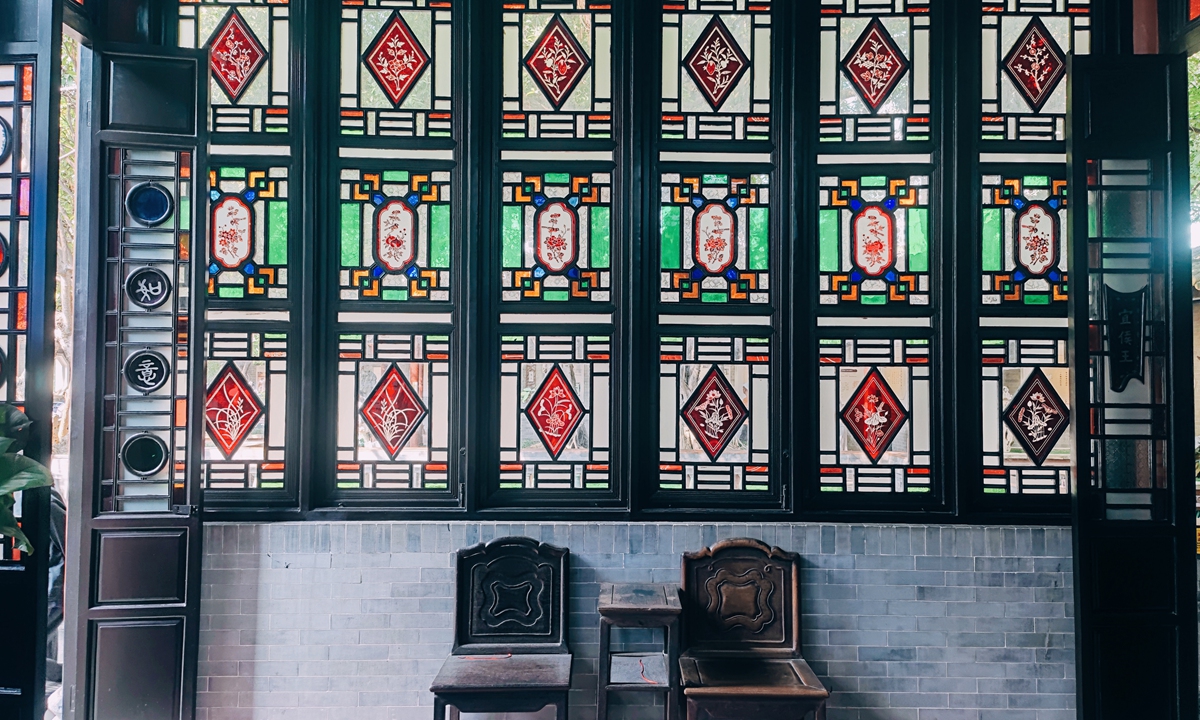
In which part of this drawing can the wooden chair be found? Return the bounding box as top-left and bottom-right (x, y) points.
(430, 536), (572, 720)
(678, 538), (829, 720)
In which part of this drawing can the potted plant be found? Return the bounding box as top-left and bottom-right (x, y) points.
(0, 404), (53, 554)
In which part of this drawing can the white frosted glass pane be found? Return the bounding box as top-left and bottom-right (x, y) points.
(593, 375), (609, 447)
(820, 378), (837, 451)
(179, 19), (196, 48)
(820, 31), (836, 102)
(595, 25), (611, 100)
(912, 377), (930, 452)
(753, 27), (771, 101)
(500, 374), (518, 447)
(981, 378), (999, 452)
(504, 25), (520, 99)
(661, 27), (679, 100)
(273, 20), (289, 93)
(338, 374), (355, 447)
(913, 28), (929, 101)
(269, 373), (286, 446)
(341, 23), (357, 95)
(660, 375), (676, 447)
(436, 22), (452, 97)
(432, 374), (449, 447)
(752, 377), (768, 450)
(981, 28), (998, 100)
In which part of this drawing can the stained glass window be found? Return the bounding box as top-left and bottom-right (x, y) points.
(498, 333), (610, 491)
(819, 0), (931, 144)
(179, 0), (291, 135)
(502, 3), (611, 140)
(980, 171), (1067, 307)
(661, 0), (771, 141)
(202, 331), (288, 490)
(817, 171), (930, 307)
(501, 170), (610, 303)
(818, 334), (931, 493)
(660, 172), (769, 304)
(659, 334), (770, 493)
(339, 1), (453, 138)
(335, 331), (452, 490)
(0, 62), (32, 405)
(340, 168), (451, 303)
(981, 0), (1089, 143)
(207, 165), (289, 300)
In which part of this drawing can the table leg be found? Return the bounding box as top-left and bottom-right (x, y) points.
(666, 617), (681, 720)
(598, 617), (612, 720)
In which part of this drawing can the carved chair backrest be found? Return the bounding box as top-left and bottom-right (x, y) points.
(681, 538), (800, 658)
(453, 536), (569, 655)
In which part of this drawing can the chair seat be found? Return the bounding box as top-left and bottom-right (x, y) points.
(431, 653), (573, 694)
(679, 656), (829, 700)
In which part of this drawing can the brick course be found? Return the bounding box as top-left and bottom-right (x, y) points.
(199, 523), (1074, 720)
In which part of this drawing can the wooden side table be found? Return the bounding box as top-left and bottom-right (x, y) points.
(597, 583), (683, 720)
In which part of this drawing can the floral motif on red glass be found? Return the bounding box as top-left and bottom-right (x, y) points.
(375, 200), (417, 272)
(525, 365), (586, 460)
(211, 196), (253, 270)
(681, 365), (748, 462)
(694, 203), (737, 275)
(1003, 367), (1069, 465)
(364, 12), (431, 107)
(209, 10), (268, 102)
(1002, 17), (1066, 112)
(1016, 203), (1057, 276)
(840, 18), (909, 112)
(853, 205), (894, 277)
(523, 14), (592, 110)
(840, 368), (908, 463)
(361, 364), (428, 458)
(204, 362), (264, 458)
(535, 202), (577, 273)
(683, 16), (750, 111)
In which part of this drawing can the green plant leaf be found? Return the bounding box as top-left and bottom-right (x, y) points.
(0, 404), (32, 454)
(0, 454), (53, 496)
(0, 494), (33, 554)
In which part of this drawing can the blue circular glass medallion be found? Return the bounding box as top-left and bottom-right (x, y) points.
(125, 182), (174, 227)
(0, 117), (10, 164)
(121, 433), (169, 477)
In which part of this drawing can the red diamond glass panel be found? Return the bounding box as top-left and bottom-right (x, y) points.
(363, 12), (431, 107)
(204, 362), (264, 458)
(524, 365), (586, 460)
(209, 10), (267, 102)
(681, 366), (748, 462)
(840, 368), (908, 463)
(1002, 17), (1066, 112)
(1003, 367), (1069, 465)
(683, 16), (750, 111)
(360, 364), (429, 458)
(523, 14), (592, 110)
(840, 18), (910, 112)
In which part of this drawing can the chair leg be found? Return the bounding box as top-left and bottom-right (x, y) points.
(555, 694), (568, 720)
(432, 697), (444, 720)
(815, 701), (827, 720)
(447, 706), (459, 720)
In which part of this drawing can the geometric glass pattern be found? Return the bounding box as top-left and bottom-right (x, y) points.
(818, 172), (931, 307)
(981, 0), (1090, 142)
(818, 335), (931, 493)
(659, 335), (769, 492)
(819, 0), (931, 144)
(336, 332), (450, 490)
(660, 172), (770, 304)
(207, 165), (289, 300)
(661, 0), (771, 141)
(981, 336), (1071, 494)
(179, 0), (290, 135)
(500, 170), (610, 303)
(503, 3), (611, 140)
(339, 169), (451, 303)
(500, 335), (610, 491)
(0, 62), (33, 405)
(980, 172), (1067, 308)
(339, 1), (453, 138)
(202, 331), (288, 491)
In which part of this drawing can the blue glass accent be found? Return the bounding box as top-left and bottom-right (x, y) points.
(406, 266), (420, 279)
(533, 194), (546, 207)
(208, 263), (219, 275)
(533, 266), (546, 278)
(243, 263), (256, 276)
(850, 270), (863, 282)
(243, 190), (256, 202)
(568, 196), (580, 207)
(885, 270), (896, 281)
(125, 183), (174, 227)
(1012, 198), (1026, 209)
(1048, 199), (1060, 209)
(849, 199), (863, 211)
(568, 267), (580, 278)
(407, 194), (420, 206)
(372, 265), (385, 278)
(725, 269), (738, 280)
(883, 198), (897, 210)
(209, 190), (221, 202)
(725, 197), (738, 208)
(1014, 270), (1026, 281)
(373, 194), (385, 206)
(1049, 270), (1061, 281)
(691, 268), (706, 280)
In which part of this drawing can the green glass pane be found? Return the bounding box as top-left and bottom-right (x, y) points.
(1023, 175), (1050, 187)
(218, 286), (244, 298)
(660, 206), (681, 269)
(259, 482), (284, 489)
(219, 167), (246, 178)
(267, 201), (287, 266)
(430, 205), (450, 268)
(340, 203), (360, 267)
(746, 485), (768, 491)
(908, 208), (929, 272)
(984, 487), (1007, 494)
(543, 290), (569, 301)
(981, 208), (1002, 272)
(382, 171), (409, 182)
(861, 294), (887, 305)
(821, 486), (844, 492)
(544, 173), (570, 184)
(382, 289), (409, 301)
(861, 175), (887, 187)
(749, 207), (769, 270)
(908, 487), (931, 493)
(590, 206), (610, 269)
(701, 292), (727, 303)
(819, 209), (839, 272)
(424, 483), (448, 489)
(701, 174), (728, 184)
(1024, 294), (1050, 305)
(178, 197), (190, 231)
(502, 206), (523, 268)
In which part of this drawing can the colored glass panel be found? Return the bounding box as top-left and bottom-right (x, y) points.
(661, 0), (771, 141)
(339, 168), (452, 303)
(336, 332), (451, 490)
(179, 0), (291, 135)
(339, 1), (453, 138)
(659, 335), (770, 492)
(818, 335), (932, 493)
(202, 331), (289, 490)
(981, 0), (1090, 142)
(500, 170), (612, 303)
(660, 172), (770, 304)
(980, 172), (1068, 308)
(817, 171), (932, 307)
(207, 165), (289, 300)
(0, 62), (32, 405)
(819, 0), (931, 144)
(499, 334), (611, 490)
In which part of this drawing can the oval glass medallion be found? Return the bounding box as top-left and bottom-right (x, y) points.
(124, 266), (172, 309)
(125, 182), (175, 227)
(0, 116), (11, 164)
(123, 350), (170, 394)
(121, 434), (169, 477)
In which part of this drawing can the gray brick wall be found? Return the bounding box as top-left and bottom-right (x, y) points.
(198, 523), (1074, 720)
